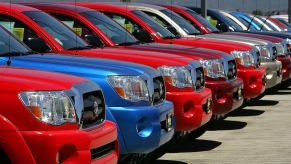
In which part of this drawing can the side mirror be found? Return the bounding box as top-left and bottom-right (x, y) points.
(132, 29), (154, 43)
(84, 34), (105, 48)
(216, 23), (229, 32)
(24, 37), (51, 53)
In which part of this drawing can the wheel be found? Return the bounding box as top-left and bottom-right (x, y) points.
(119, 154), (151, 164)
(149, 132), (185, 161)
(187, 124), (209, 140)
(250, 92), (266, 102)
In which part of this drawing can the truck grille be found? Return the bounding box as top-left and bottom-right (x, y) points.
(272, 47), (277, 61)
(195, 67), (205, 91)
(152, 76), (166, 105)
(227, 60), (237, 80)
(91, 142), (115, 160)
(81, 91), (105, 129)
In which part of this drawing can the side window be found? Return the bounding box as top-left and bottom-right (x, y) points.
(50, 13), (104, 47)
(106, 13), (142, 34)
(206, 15), (218, 27)
(177, 13), (202, 32)
(143, 11), (179, 36)
(206, 15), (228, 32)
(0, 14), (51, 52)
(105, 12), (153, 43)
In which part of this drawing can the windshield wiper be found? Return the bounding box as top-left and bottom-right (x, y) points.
(0, 51), (36, 57)
(67, 45), (94, 50)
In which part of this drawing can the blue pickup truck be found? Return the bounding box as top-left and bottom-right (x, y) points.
(0, 26), (175, 161)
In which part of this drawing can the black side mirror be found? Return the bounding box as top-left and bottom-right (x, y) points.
(24, 37), (51, 53)
(132, 29), (154, 43)
(216, 23), (229, 32)
(84, 34), (105, 48)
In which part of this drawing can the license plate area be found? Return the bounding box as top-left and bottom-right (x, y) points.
(233, 87), (243, 100)
(161, 113), (173, 132)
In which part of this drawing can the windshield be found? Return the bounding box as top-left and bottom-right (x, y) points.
(132, 10), (176, 39)
(257, 16), (282, 31)
(184, 8), (218, 32)
(220, 13), (245, 31)
(230, 14), (254, 31)
(160, 9), (200, 35)
(242, 14), (271, 31)
(81, 11), (138, 45)
(23, 11), (89, 50)
(0, 26), (31, 56)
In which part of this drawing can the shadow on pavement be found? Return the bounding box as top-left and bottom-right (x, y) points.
(153, 160), (188, 164)
(228, 108), (265, 117)
(208, 120), (247, 131)
(167, 139), (222, 153)
(247, 100), (279, 106)
(268, 91), (291, 95)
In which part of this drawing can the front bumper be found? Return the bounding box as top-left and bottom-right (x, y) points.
(238, 66), (266, 98)
(166, 88), (212, 132)
(206, 78), (244, 115)
(277, 56), (291, 81)
(108, 101), (175, 154)
(21, 121), (118, 164)
(261, 60), (282, 89)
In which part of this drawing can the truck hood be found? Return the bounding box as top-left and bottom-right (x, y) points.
(0, 66), (87, 92)
(64, 47), (192, 68)
(241, 31), (291, 40)
(201, 33), (269, 46)
(7, 54), (157, 78)
(169, 37), (253, 53)
(125, 43), (227, 60)
(223, 32), (284, 42)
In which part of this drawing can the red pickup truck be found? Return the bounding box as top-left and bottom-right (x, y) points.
(0, 67), (118, 164)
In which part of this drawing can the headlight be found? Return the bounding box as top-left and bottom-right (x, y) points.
(200, 59), (226, 78)
(158, 66), (193, 88)
(19, 91), (76, 125)
(275, 42), (285, 55)
(285, 38), (291, 55)
(231, 50), (255, 67)
(256, 45), (272, 61)
(108, 75), (149, 102)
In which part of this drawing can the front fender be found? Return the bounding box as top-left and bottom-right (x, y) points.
(0, 115), (36, 163)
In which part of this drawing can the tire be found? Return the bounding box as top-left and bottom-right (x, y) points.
(0, 148), (11, 164)
(250, 92), (266, 102)
(119, 154), (151, 164)
(187, 124), (209, 141)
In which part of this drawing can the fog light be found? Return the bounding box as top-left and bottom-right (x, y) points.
(137, 117), (153, 137)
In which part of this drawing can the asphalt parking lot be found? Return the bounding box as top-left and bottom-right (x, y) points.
(156, 83), (291, 164)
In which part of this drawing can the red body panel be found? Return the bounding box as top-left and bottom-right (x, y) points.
(0, 67), (118, 163)
(0, 3), (213, 132)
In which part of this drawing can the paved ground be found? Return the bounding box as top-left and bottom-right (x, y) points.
(156, 83), (291, 164)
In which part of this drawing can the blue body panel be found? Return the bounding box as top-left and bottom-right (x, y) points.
(0, 54), (174, 154)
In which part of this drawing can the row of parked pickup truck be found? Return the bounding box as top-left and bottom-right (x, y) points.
(0, 2), (290, 164)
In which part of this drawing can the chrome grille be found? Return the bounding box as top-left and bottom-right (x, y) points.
(81, 91), (105, 129)
(195, 67), (205, 91)
(152, 76), (166, 105)
(227, 60), (237, 80)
